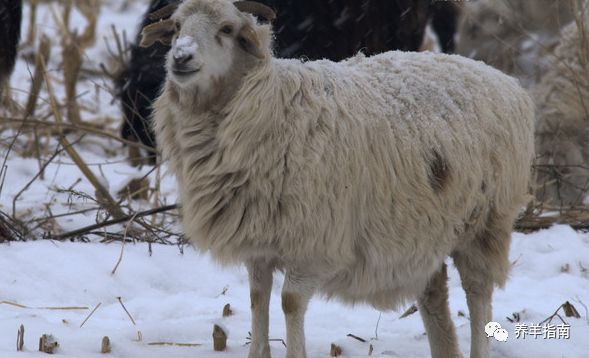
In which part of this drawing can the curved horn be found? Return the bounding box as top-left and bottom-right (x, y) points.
(234, 1), (276, 22)
(148, 1), (182, 21)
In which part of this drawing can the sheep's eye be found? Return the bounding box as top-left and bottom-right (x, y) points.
(220, 25), (233, 34)
(175, 22), (181, 32)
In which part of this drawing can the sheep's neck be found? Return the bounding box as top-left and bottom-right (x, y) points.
(168, 77), (242, 115)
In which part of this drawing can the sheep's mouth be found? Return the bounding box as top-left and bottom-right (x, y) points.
(171, 67), (200, 77)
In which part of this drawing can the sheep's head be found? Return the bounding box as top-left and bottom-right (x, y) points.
(140, 0), (274, 98)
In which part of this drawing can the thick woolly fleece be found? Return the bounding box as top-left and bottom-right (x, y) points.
(153, 46), (534, 311)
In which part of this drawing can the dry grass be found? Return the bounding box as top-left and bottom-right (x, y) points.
(2, 1), (589, 246)
(100, 336), (111, 353)
(0, 1), (184, 247)
(516, 202), (589, 232)
(0, 301), (89, 310)
(39, 333), (59, 353)
(519, 0), (589, 231)
(539, 301), (582, 326)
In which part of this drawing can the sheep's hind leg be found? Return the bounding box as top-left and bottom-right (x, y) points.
(246, 258), (275, 358)
(453, 213), (511, 358)
(282, 269), (318, 358)
(418, 263), (463, 358)
(453, 250), (494, 358)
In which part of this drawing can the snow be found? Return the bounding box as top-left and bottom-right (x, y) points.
(1, 1), (588, 358)
(174, 36), (198, 60)
(0, 229), (587, 358)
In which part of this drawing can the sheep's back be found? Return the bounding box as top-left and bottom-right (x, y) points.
(278, 51), (534, 248)
(269, 52), (534, 306)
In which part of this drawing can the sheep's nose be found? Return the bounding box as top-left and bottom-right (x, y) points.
(173, 53), (193, 66)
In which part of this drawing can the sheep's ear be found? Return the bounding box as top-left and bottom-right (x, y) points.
(140, 19), (176, 47)
(238, 26), (265, 59)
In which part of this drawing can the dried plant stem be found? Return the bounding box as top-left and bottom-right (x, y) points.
(80, 302), (102, 328)
(40, 57), (126, 220)
(53, 204), (178, 240)
(330, 343), (342, 357)
(0, 215), (17, 242)
(148, 342), (202, 347)
(25, 34), (52, 117)
(213, 325), (227, 351)
(77, 0), (100, 48)
(152, 155), (163, 226)
(101, 336), (111, 354)
(222, 303), (233, 317)
(569, 0), (589, 86)
(1, 117), (156, 152)
(62, 32), (83, 124)
(110, 24), (126, 68)
(374, 312), (382, 340)
(17, 325), (24, 351)
(346, 334), (366, 343)
(515, 203), (589, 232)
(41, 306), (88, 310)
(111, 224), (128, 275)
(2, 301), (27, 309)
(59, 134), (126, 219)
(538, 301), (580, 326)
(111, 211), (139, 275)
(117, 297), (136, 325)
(39, 334), (59, 353)
(100, 24), (128, 80)
(0, 300), (88, 310)
(12, 145), (68, 218)
(24, 2), (37, 46)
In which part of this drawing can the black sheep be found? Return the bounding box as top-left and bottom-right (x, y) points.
(264, 0), (460, 60)
(116, 0), (461, 164)
(116, 0), (177, 165)
(0, 0), (22, 89)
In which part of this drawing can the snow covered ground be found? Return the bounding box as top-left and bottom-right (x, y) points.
(1, 1), (588, 358)
(0, 227), (588, 358)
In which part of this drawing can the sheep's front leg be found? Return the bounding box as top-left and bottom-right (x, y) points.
(246, 258), (275, 358)
(282, 269), (318, 358)
(417, 263), (463, 358)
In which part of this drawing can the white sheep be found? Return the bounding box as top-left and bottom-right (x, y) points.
(456, 0), (574, 86)
(535, 16), (589, 206)
(140, 1), (535, 357)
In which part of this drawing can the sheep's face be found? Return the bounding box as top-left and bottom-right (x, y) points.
(141, 0), (270, 96)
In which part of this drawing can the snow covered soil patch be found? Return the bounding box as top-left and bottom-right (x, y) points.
(1, 226), (587, 358)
